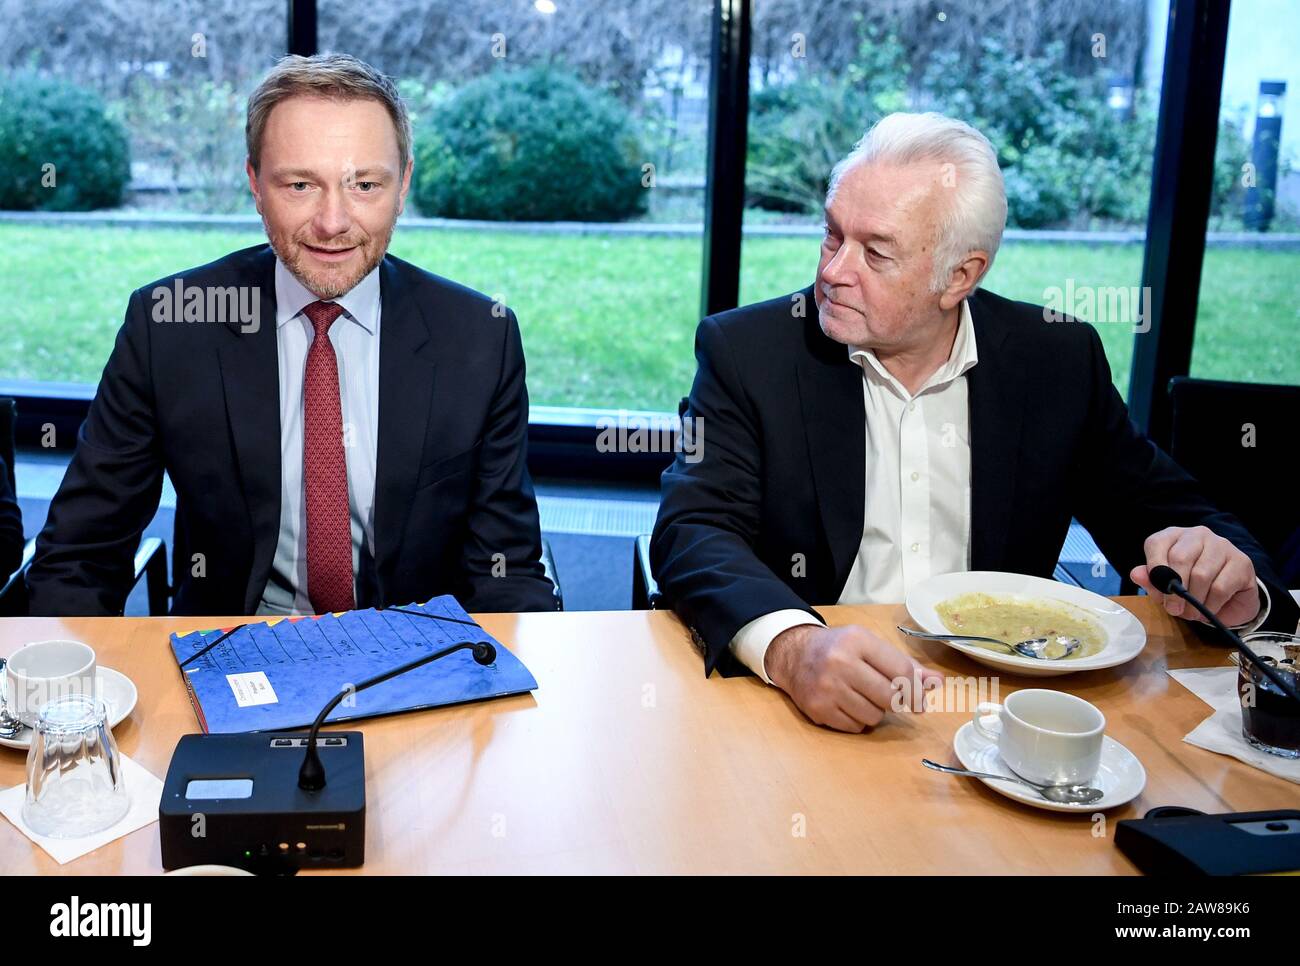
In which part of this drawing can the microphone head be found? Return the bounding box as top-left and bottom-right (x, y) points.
(472, 642), (497, 666)
(1148, 565), (1182, 595)
(298, 743), (326, 791)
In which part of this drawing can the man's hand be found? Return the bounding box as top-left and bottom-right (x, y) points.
(1130, 525), (1260, 626)
(764, 624), (943, 732)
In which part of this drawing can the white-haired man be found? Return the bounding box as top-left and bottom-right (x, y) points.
(651, 111), (1296, 732)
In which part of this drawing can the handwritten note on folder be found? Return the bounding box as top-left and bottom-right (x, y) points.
(168, 596), (538, 733)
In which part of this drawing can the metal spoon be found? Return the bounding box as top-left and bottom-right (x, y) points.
(897, 625), (1082, 660)
(0, 659), (24, 740)
(921, 758), (1104, 805)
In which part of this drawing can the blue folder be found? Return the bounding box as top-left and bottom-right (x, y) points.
(168, 596), (538, 734)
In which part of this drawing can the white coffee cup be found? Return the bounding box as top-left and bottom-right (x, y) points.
(972, 688), (1105, 786)
(4, 640), (98, 728)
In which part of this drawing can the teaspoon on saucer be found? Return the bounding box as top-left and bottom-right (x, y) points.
(921, 758), (1104, 804)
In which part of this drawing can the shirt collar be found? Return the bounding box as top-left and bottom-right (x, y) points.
(274, 258), (381, 335)
(848, 299), (979, 399)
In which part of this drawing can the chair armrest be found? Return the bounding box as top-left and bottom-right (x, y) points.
(132, 537), (170, 616)
(0, 537), (169, 617)
(540, 537), (563, 611)
(0, 538), (36, 617)
(632, 534), (662, 610)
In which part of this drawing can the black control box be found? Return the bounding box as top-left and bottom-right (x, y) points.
(159, 732), (365, 872)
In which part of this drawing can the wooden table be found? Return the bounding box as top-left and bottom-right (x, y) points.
(1, 597), (1289, 875)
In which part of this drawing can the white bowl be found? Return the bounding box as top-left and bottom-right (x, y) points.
(905, 571), (1146, 677)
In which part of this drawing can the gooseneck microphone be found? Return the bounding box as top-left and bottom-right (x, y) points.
(1148, 564), (1300, 707)
(297, 637), (497, 791)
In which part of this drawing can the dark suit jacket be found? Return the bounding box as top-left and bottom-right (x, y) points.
(27, 244), (555, 616)
(651, 286), (1300, 676)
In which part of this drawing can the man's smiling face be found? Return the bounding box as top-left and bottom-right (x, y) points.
(247, 95), (412, 299)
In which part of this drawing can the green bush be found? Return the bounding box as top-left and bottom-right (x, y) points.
(922, 39), (1159, 229)
(0, 74), (130, 211)
(999, 144), (1081, 228)
(118, 78), (248, 214)
(1208, 115), (1253, 228)
(746, 26), (908, 213)
(747, 80), (874, 213)
(412, 67), (647, 221)
(745, 31), (1265, 232)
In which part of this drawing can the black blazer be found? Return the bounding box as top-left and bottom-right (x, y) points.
(27, 244), (555, 616)
(651, 286), (1299, 676)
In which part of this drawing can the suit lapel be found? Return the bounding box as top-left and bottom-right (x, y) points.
(374, 256), (436, 581)
(966, 293), (1024, 571)
(796, 307), (866, 594)
(216, 247), (281, 612)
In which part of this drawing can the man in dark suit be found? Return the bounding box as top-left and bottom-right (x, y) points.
(651, 112), (1297, 732)
(28, 54), (553, 616)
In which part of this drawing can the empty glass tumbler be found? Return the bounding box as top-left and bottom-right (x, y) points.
(23, 693), (129, 838)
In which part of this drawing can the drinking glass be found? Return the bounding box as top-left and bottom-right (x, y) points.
(1238, 632), (1300, 759)
(23, 693), (129, 837)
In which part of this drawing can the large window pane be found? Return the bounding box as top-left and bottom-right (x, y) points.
(739, 0), (1162, 399)
(0, 0), (282, 381)
(318, 0), (714, 411)
(1190, 0), (1300, 386)
(0, 1), (715, 413)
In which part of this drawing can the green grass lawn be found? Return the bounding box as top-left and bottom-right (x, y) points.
(2, 223), (1295, 410)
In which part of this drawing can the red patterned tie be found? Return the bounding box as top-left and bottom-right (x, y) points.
(302, 300), (355, 614)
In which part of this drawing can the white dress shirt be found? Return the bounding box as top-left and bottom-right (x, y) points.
(730, 299), (1274, 683)
(731, 301), (978, 682)
(258, 260), (381, 615)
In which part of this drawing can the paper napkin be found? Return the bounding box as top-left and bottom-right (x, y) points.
(0, 754), (163, 864)
(1167, 666), (1300, 784)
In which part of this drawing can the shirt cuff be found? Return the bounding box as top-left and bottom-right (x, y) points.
(729, 609), (825, 685)
(1229, 578), (1272, 636)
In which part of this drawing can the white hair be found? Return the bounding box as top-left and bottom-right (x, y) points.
(827, 112), (1007, 293)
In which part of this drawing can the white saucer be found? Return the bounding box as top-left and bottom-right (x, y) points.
(0, 666), (138, 751)
(905, 571), (1147, 677)
(950, 720), (1146, 812)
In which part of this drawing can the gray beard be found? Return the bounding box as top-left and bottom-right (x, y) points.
(263, 216), (394, 300)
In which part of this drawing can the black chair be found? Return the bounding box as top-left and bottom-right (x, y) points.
(0, 397), (31, 615)
(632, 533), (661, 610)
(629, 397), (689, 610)
(539, 539), (563, 611)
(0, 397), (14, 493)
(1168, 376), (1300, 587)
(0, 395), (168, 617)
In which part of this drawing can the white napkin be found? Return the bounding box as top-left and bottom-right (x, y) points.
(1167, 666), (1300, 784)
(0, 755), (163, 864)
